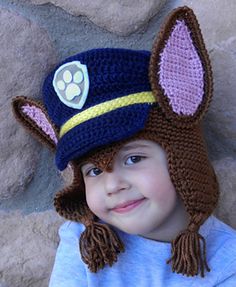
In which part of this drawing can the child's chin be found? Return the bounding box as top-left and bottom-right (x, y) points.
(117, 225), (153, 236)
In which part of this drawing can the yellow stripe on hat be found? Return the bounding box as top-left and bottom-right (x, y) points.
(59, 91), (156, 138)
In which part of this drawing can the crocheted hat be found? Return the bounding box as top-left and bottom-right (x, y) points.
(12, 6), (219, 278)
(43, 48), (154, 171)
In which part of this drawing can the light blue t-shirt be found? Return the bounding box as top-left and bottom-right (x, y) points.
(49, 216), (236, 287)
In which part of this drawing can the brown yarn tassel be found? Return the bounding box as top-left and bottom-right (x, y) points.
(79, 222), (125, 272)
(167, 226), (210, 277)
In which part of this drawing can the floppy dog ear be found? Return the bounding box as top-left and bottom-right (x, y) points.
(12, 96), (58, 151)
(149, 6), (213, 127)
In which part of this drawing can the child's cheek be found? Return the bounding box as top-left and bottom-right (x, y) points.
(143, 170), (177, 206)
(85, 190), (104, 216)
(152, 181), (177, 211)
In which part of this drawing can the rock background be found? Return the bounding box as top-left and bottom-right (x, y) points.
(0, 0), (235, 286)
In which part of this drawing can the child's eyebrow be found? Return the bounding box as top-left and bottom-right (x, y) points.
(120, 143), (150, 152)
(79, 161), (92, 170)
(80, 144), (150, 169)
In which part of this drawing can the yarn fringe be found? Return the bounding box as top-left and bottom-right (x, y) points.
(167, 229), (210, 277)
(79, 222), (125, 272)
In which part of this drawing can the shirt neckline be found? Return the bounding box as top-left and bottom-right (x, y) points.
(115, 215), (215, 248)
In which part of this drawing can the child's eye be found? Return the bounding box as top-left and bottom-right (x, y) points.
(125, 156), (144, 165)
(86, 167), (102, 177)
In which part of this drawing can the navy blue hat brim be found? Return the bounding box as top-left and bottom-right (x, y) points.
(55, 103), (153, 170)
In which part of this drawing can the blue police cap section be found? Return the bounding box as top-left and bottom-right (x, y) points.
(43, 48), (151, 127)
(55, 103), (152, 170)
(42, 48), (153, 170)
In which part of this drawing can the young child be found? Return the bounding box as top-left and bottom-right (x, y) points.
(12, 6), (236, 287)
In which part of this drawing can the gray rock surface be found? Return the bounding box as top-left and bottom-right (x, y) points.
(25, 0), (166, 35)
(0, 210), (64, 287)
(214, 157), (236, 229)
(207, 38), (236, 156)
(0, 7), (58, 200)
(178, 0), (236, 49)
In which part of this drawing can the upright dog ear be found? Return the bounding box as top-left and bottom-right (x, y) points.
(149, 6), (213, 127)
(12, 96), (58, 151)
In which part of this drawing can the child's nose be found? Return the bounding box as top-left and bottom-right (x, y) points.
(103, 170), (130, 196)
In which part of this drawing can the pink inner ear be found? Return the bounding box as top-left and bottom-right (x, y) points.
(159, 20), (204, 116)
(22, 104), (58, 144)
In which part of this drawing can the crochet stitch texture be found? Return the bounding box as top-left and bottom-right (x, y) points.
(43, 48), (155, 170)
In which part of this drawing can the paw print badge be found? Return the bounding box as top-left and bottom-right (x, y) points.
(53, 61), (89, 109)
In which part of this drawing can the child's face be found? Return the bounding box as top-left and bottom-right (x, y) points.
(81, 140), (182, 240)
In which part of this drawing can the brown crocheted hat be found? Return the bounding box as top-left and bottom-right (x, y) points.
(12, 6), (219, 278)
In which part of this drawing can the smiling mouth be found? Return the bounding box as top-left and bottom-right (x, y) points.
(111, 198), (146, 213)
